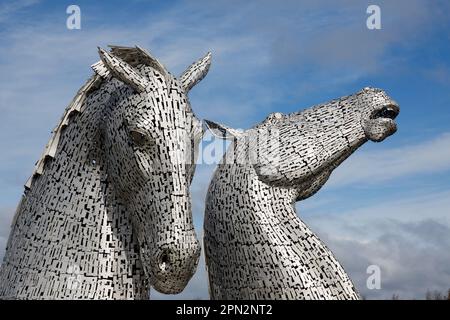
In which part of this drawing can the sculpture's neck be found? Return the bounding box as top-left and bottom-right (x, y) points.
(249, 170), (305, 225)
(206, 164), (359, 299)
(214, 162), (341, 265)
(217, 164), (306, 231)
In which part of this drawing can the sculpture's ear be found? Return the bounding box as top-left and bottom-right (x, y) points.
(179, 52), (211, 93)
(204, 120), (243, 140)
(97, 47), (149, 92)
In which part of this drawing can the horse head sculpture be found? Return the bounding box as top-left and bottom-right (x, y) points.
(203, 87), (399, 299)
(206, 87), (399, 197)
(0, 46), (211, 299)
(98, 47), (209, 293)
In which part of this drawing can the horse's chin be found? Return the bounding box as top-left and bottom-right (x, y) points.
(363, 118), (397, 142)
(150, 275), (189, 294)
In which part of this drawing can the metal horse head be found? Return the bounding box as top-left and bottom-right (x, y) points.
(203, 87), (399, 299)
(97, 46), (211, 293)
(206, 87), (400, 197)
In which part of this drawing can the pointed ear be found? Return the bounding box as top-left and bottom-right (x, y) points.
(97, 47), (149, 92)
(179, 52), (211, 93)
(204, 120), (243, 140)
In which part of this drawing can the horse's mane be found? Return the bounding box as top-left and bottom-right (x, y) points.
(24, 45), (168, 190)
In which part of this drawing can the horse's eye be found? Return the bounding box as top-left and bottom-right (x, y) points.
(130, 130), (150, 147)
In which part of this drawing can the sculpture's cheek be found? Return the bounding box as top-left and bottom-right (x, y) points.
(296, 169), (332, 201)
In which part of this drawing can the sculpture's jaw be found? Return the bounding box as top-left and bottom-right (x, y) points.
(151, 274), (190, 294)
(362, 104), (399, 142)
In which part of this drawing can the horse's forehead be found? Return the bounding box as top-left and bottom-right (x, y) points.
(127, 103), (197, 130)
(124, 88), (192, 113)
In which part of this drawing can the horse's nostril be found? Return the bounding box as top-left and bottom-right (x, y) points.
(159, 251), (170, 271)
(154, 242), (200, 275)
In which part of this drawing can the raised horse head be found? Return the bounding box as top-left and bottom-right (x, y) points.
(203, 87), (400, 299)
(206, 87), (399, 198)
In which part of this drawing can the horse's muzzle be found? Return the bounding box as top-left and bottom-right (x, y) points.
(149, 239), (201, 294)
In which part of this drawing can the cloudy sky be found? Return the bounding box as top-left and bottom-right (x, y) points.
(0, 0), (449, 299)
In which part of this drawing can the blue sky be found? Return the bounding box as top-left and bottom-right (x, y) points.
(0, 0), (449, 299)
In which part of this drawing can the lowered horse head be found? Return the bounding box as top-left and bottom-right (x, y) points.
(0, 46), (211, 299)
(97, 47), (210, 294)
(206, 87), (399, 197)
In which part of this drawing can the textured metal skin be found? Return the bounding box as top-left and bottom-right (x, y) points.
(204, 88), (400, 300)
(0, 46), (211, 299)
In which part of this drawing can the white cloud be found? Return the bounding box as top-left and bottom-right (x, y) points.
(327, 133), (450, 188)
(309, 218), (450, 299)
(302, 188), (450, 240)
(261, 0), (444, 86)
(0, 0), (39, 23)
(301, 187), (450, 299)
(337, 226), (449, 300)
